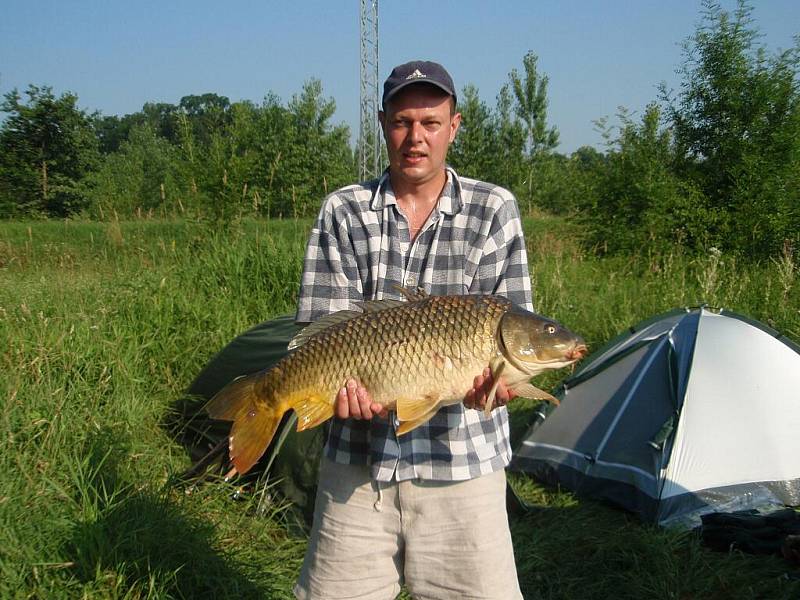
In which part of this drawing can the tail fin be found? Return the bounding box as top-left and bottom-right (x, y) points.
(204, 373), (286, 477)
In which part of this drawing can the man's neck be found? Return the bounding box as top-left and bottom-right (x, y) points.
(389, 169), (448, 241)
(389, 169), (447, 205)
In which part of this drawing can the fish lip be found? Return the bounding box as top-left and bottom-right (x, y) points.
(566, 343), (588, 361)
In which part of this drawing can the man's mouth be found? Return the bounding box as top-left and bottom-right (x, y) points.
(403, 151), (427, 163)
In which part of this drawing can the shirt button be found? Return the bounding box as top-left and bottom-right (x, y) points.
(406, 276), (416, 287)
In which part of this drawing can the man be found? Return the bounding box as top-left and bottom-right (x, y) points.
(294, 60), (531, 600)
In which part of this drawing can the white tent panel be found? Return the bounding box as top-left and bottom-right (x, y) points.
(662, 311), (800, 499)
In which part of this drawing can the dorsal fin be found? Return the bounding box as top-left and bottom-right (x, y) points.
(289, 292), (425, 350)
(354, 299), (407, 313)
(392, 285), (429, 301)
(288, 310), (362, 349)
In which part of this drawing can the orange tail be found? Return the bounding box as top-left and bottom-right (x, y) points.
(204, 372), (286, 477)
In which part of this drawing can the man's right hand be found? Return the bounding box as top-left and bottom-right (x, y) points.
(335, 378), (388, 420)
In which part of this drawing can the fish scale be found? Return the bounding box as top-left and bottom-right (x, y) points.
(204, 292), (586, 477)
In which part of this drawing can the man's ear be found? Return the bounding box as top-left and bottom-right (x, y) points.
(449, 112), (462, 143)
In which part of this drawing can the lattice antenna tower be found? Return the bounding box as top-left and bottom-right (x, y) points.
(359, 0), (380, 181)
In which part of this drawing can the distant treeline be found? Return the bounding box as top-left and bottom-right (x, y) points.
(0, 1), (797, 259)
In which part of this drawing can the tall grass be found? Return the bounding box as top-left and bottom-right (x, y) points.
(1, 216), (798, 598)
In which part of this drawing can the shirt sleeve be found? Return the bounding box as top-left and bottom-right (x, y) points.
(295, 198), (364, 323)
(474, 191), (534, 312)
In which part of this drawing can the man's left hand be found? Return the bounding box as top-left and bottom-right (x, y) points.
(463, 367), (517, 411)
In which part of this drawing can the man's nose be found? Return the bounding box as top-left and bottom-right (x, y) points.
(408, 121), (424, 143)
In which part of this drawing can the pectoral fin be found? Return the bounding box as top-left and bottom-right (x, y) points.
(509, 382), (559, 406)
(484, 359), (507, 417)
(396, 393), (440, 422)
(396, 408), (438, 435)
(289, 391), (334, 431)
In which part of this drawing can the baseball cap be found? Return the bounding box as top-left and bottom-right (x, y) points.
(382, 60), (457, 108)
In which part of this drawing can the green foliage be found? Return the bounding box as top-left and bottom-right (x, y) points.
(169, 81), (356, 221)
(661, 0), (800, 257)
(2, 2), (797, 260)
(85, 124), (184, 216)
(579, 105), (720, 253)
(82, 81), (357, 221)
(493, 83), (527, 193)
(509, 51), (560, 157)
(509, 52), (561, 215)
(0, 85), (100, 217)
(449, 84), (500, 180)
(279, 79), (356, 216)
(94, 101), (181, 154)
(574, 0), (799, 258)
(450, 54), (563, 215)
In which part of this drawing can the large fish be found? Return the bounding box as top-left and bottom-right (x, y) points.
(205, 291), (586, 477)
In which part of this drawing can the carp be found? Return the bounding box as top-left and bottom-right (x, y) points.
(204, 291), (586, 477)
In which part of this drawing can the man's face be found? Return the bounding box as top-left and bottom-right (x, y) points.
(379, 85), (461, 188)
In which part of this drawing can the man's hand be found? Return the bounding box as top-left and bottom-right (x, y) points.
(335, 378), (389, 420)
(463, 367), (517, 411)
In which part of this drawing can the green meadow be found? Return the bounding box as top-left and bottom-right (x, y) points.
(1, 217), (798, 599)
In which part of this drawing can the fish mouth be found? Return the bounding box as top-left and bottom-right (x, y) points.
(566, 343), (588, 362)
(501, 341), (588, 373)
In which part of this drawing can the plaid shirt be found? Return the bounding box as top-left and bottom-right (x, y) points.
(296, 167), (533, 482)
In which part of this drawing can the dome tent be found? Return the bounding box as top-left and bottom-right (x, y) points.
(510, 307), (800, 527)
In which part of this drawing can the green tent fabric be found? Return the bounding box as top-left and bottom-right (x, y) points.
(175, 315), (325, 525)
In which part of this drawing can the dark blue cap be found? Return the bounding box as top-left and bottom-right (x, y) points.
(382, 60), (456, 108)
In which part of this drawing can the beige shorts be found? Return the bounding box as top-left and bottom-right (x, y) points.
(294, 458), (522, 600)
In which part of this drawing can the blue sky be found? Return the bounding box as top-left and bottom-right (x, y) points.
(1, 1), (797, 153)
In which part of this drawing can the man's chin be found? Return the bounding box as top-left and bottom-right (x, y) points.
(393, 165), (442, 183)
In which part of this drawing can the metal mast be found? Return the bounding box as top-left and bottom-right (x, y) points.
(359, 0), (380, 181)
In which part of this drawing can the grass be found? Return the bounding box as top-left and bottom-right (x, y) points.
(1, 215), (798, 598)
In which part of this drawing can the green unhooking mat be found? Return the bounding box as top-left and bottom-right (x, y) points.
(173, 315), (325, 527)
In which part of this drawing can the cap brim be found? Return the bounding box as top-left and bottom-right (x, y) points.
(383, 80), (456, 107)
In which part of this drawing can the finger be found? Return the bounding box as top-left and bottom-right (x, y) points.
(356, 386), (372, 420)
(346, 380), (362, 419)
(374, 405), (389, 418)
(335, 387), (349, 419)
(494, 380), (510, 405)
(471, 373), (486, 407)
(463, 388), (475, 409)
(484, 367), (496, 388)
(475, 369), (492, 408)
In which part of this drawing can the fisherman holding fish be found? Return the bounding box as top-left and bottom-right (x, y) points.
(292, 60), (532, 600)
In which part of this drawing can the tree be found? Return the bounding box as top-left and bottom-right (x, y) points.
(0, 85), (99, 217)
(509, 51), (559, 157)
(507, 52), (560, 213)
(280, 79), (355, 216)
(85, 123), (183, 216)
(492, 84), (526, 195)
(179, 93), (231, 146)
(661, 0), (800, 256)
(449, 85), (498, 180)
(578, 105), (716, 254)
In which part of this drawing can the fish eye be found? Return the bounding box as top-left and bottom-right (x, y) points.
(545, 324), (557, 335)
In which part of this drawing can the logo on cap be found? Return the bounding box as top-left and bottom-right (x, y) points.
(405, 69), (427, 80)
